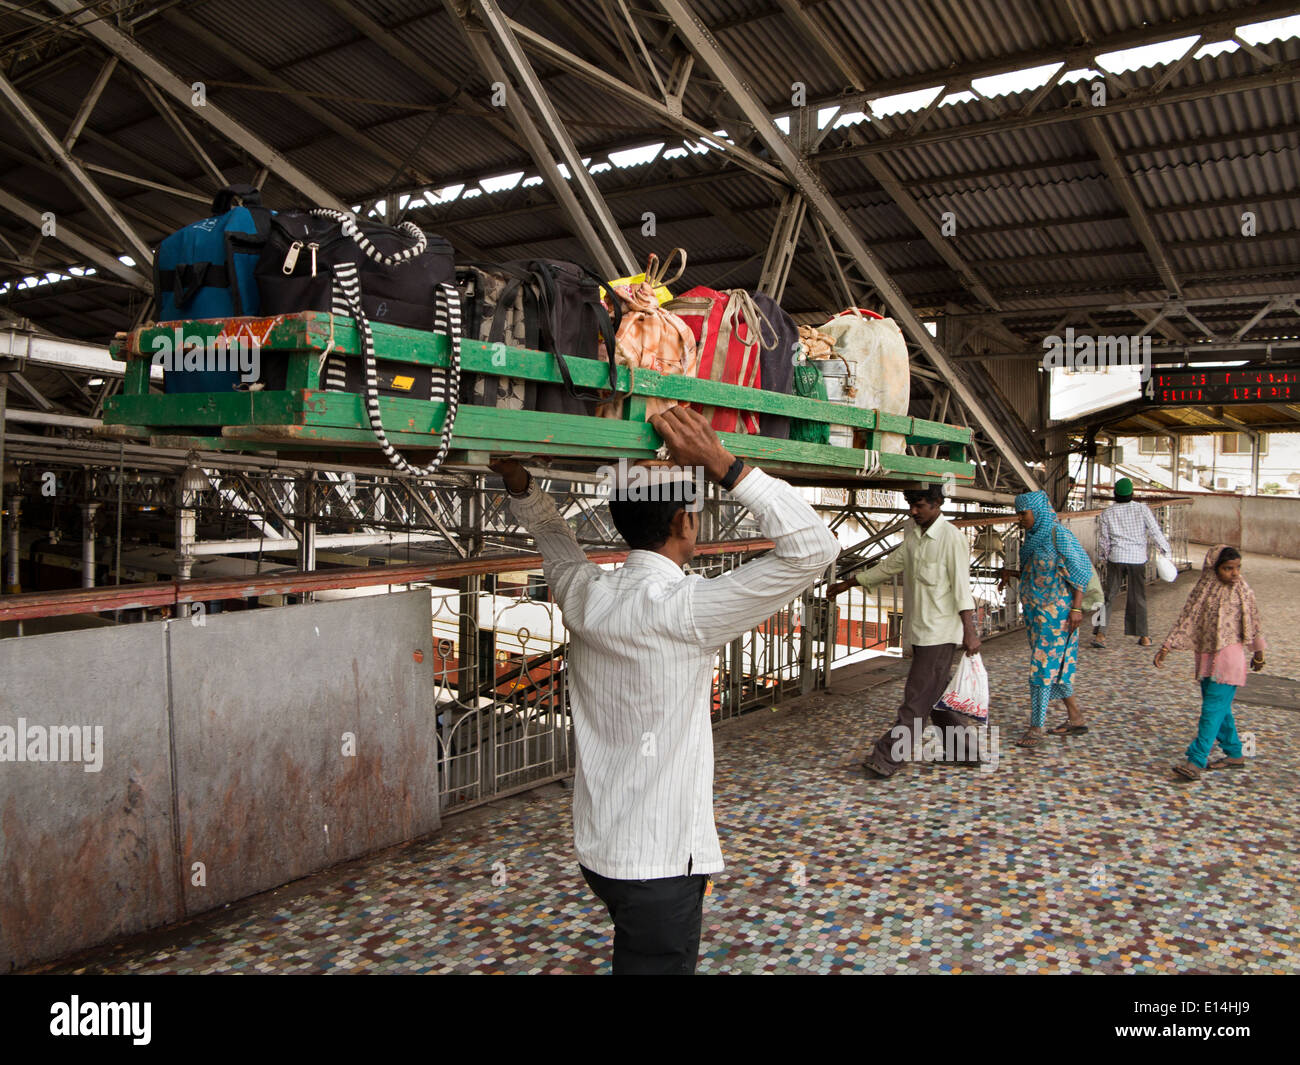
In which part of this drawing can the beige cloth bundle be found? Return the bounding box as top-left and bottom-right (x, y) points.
(798, 324), (837, 361)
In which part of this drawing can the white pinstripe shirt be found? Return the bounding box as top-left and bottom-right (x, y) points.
(510, 468), (840, 880)
(1096, 500), (1171, 565)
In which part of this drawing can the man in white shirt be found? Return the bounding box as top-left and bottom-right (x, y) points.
(828, 484), (981, 779)
(1092, 477), (1171, 648)
(490, 406), (839, 974)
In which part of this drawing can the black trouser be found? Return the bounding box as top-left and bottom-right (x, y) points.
(1096, 561), (1148, 637)
(580, 865), (708, 975)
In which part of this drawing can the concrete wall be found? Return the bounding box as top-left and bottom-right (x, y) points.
(0, 624), (177, 972)
(1182, 493), (1300, 559)
(0, 590), (439, 970)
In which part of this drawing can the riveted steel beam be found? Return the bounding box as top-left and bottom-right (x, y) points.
(655, 0), (1039, 489)
(44, 0), (345, 210)
(470, 0), (637, 276)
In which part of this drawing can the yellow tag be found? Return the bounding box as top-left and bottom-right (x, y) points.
(391, 375), (415, 392)
(705, 877), (714, 896)
(602, 273), (673, 306)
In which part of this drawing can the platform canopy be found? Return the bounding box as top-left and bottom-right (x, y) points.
(1, 0), (1298, 493)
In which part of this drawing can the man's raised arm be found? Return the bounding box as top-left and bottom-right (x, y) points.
(649, 407), (840, 649)
(491, 458), (596, 611)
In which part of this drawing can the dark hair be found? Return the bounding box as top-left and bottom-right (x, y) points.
(608, 497), (687, 550)
(903, 484), (944, 505)
(1215, 546), (1242, 569)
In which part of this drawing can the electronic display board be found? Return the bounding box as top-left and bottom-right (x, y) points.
(1143, 366), (1300, 405)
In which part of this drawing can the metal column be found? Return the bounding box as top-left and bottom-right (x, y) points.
(1083, 433), (1096, 510)
(81, 502), (99, 588)
(798, 583), (820, 694)
(176, 493), (196, 619)
(758, 192), (807, 302)
(5, 496), (19, 593)
(297, 474), (317, 604)
(457, 479), (484, 702)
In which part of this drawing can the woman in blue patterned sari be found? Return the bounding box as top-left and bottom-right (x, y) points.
(1000, 491), (1094, 747)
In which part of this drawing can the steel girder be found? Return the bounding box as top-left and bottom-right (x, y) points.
(42, 0), (345, 210)
(653, 0), (1040, 490)
(476, 0), (637, 277)
(444, 0), (635, 279)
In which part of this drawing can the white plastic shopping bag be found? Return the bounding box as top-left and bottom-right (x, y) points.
(934, 652), (990, 721)
(1155, 552), (1177, 582)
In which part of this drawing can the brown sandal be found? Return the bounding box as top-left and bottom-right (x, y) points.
(1207, 757), (1246, 770)
(1172, 761), (1202, 781)
(1048, 720), (1089, 735)
(1016, 729), (1048, 748)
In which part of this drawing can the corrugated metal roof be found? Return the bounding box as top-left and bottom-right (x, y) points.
(0, 0), (1296, 345)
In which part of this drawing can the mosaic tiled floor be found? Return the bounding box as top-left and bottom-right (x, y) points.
(39, 546), (1300, 974)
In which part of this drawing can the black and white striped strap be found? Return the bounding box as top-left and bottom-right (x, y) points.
(309, 208), (427, 265)
(330, 261), (460, 476)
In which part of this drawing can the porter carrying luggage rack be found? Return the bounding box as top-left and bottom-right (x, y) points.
(101, 312), (974, 488)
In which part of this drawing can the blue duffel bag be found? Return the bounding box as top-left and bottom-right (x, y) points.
(153, 184), (271, 393)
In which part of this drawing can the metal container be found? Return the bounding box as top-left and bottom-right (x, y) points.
(816, 356), (855, 449)
(829, 426), (854, 449)
(816, 355), (854, 404)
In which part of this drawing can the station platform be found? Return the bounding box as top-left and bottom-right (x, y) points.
(31, 545), (1299, 975)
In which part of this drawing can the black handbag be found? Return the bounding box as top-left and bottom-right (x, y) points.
(256, 208), (461, 475)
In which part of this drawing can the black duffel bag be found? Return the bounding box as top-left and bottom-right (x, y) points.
(254, 208), (461, 476)
(256, 209), (456, 400)
(458, 258), (621, 416)
(256, 208), (453, 331)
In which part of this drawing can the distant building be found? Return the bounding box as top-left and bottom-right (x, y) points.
(1116, 432), (1300, 496)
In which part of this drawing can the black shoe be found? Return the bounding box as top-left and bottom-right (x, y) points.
(861, 762), (893, 780)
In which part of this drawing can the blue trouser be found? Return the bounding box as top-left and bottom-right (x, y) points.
(1186, 678), (1243, 767)
(1030, 682), (1073, 727)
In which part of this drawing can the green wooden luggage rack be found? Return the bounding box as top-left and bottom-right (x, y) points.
(101, 312), (973, 487)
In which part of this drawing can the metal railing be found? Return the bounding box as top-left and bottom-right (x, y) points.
(432, 586), (575, 811)
(431, 549), (821, 812)
(2, 490), (1192, 815)
(692, 551), (820, 721)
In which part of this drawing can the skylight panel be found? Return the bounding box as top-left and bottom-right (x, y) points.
(1095, 36), (1199, 74)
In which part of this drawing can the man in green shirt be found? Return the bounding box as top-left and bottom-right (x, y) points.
(828, 485), (981, 779)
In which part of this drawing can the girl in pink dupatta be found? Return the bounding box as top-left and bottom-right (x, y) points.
(1154, 545), (1265, 781)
